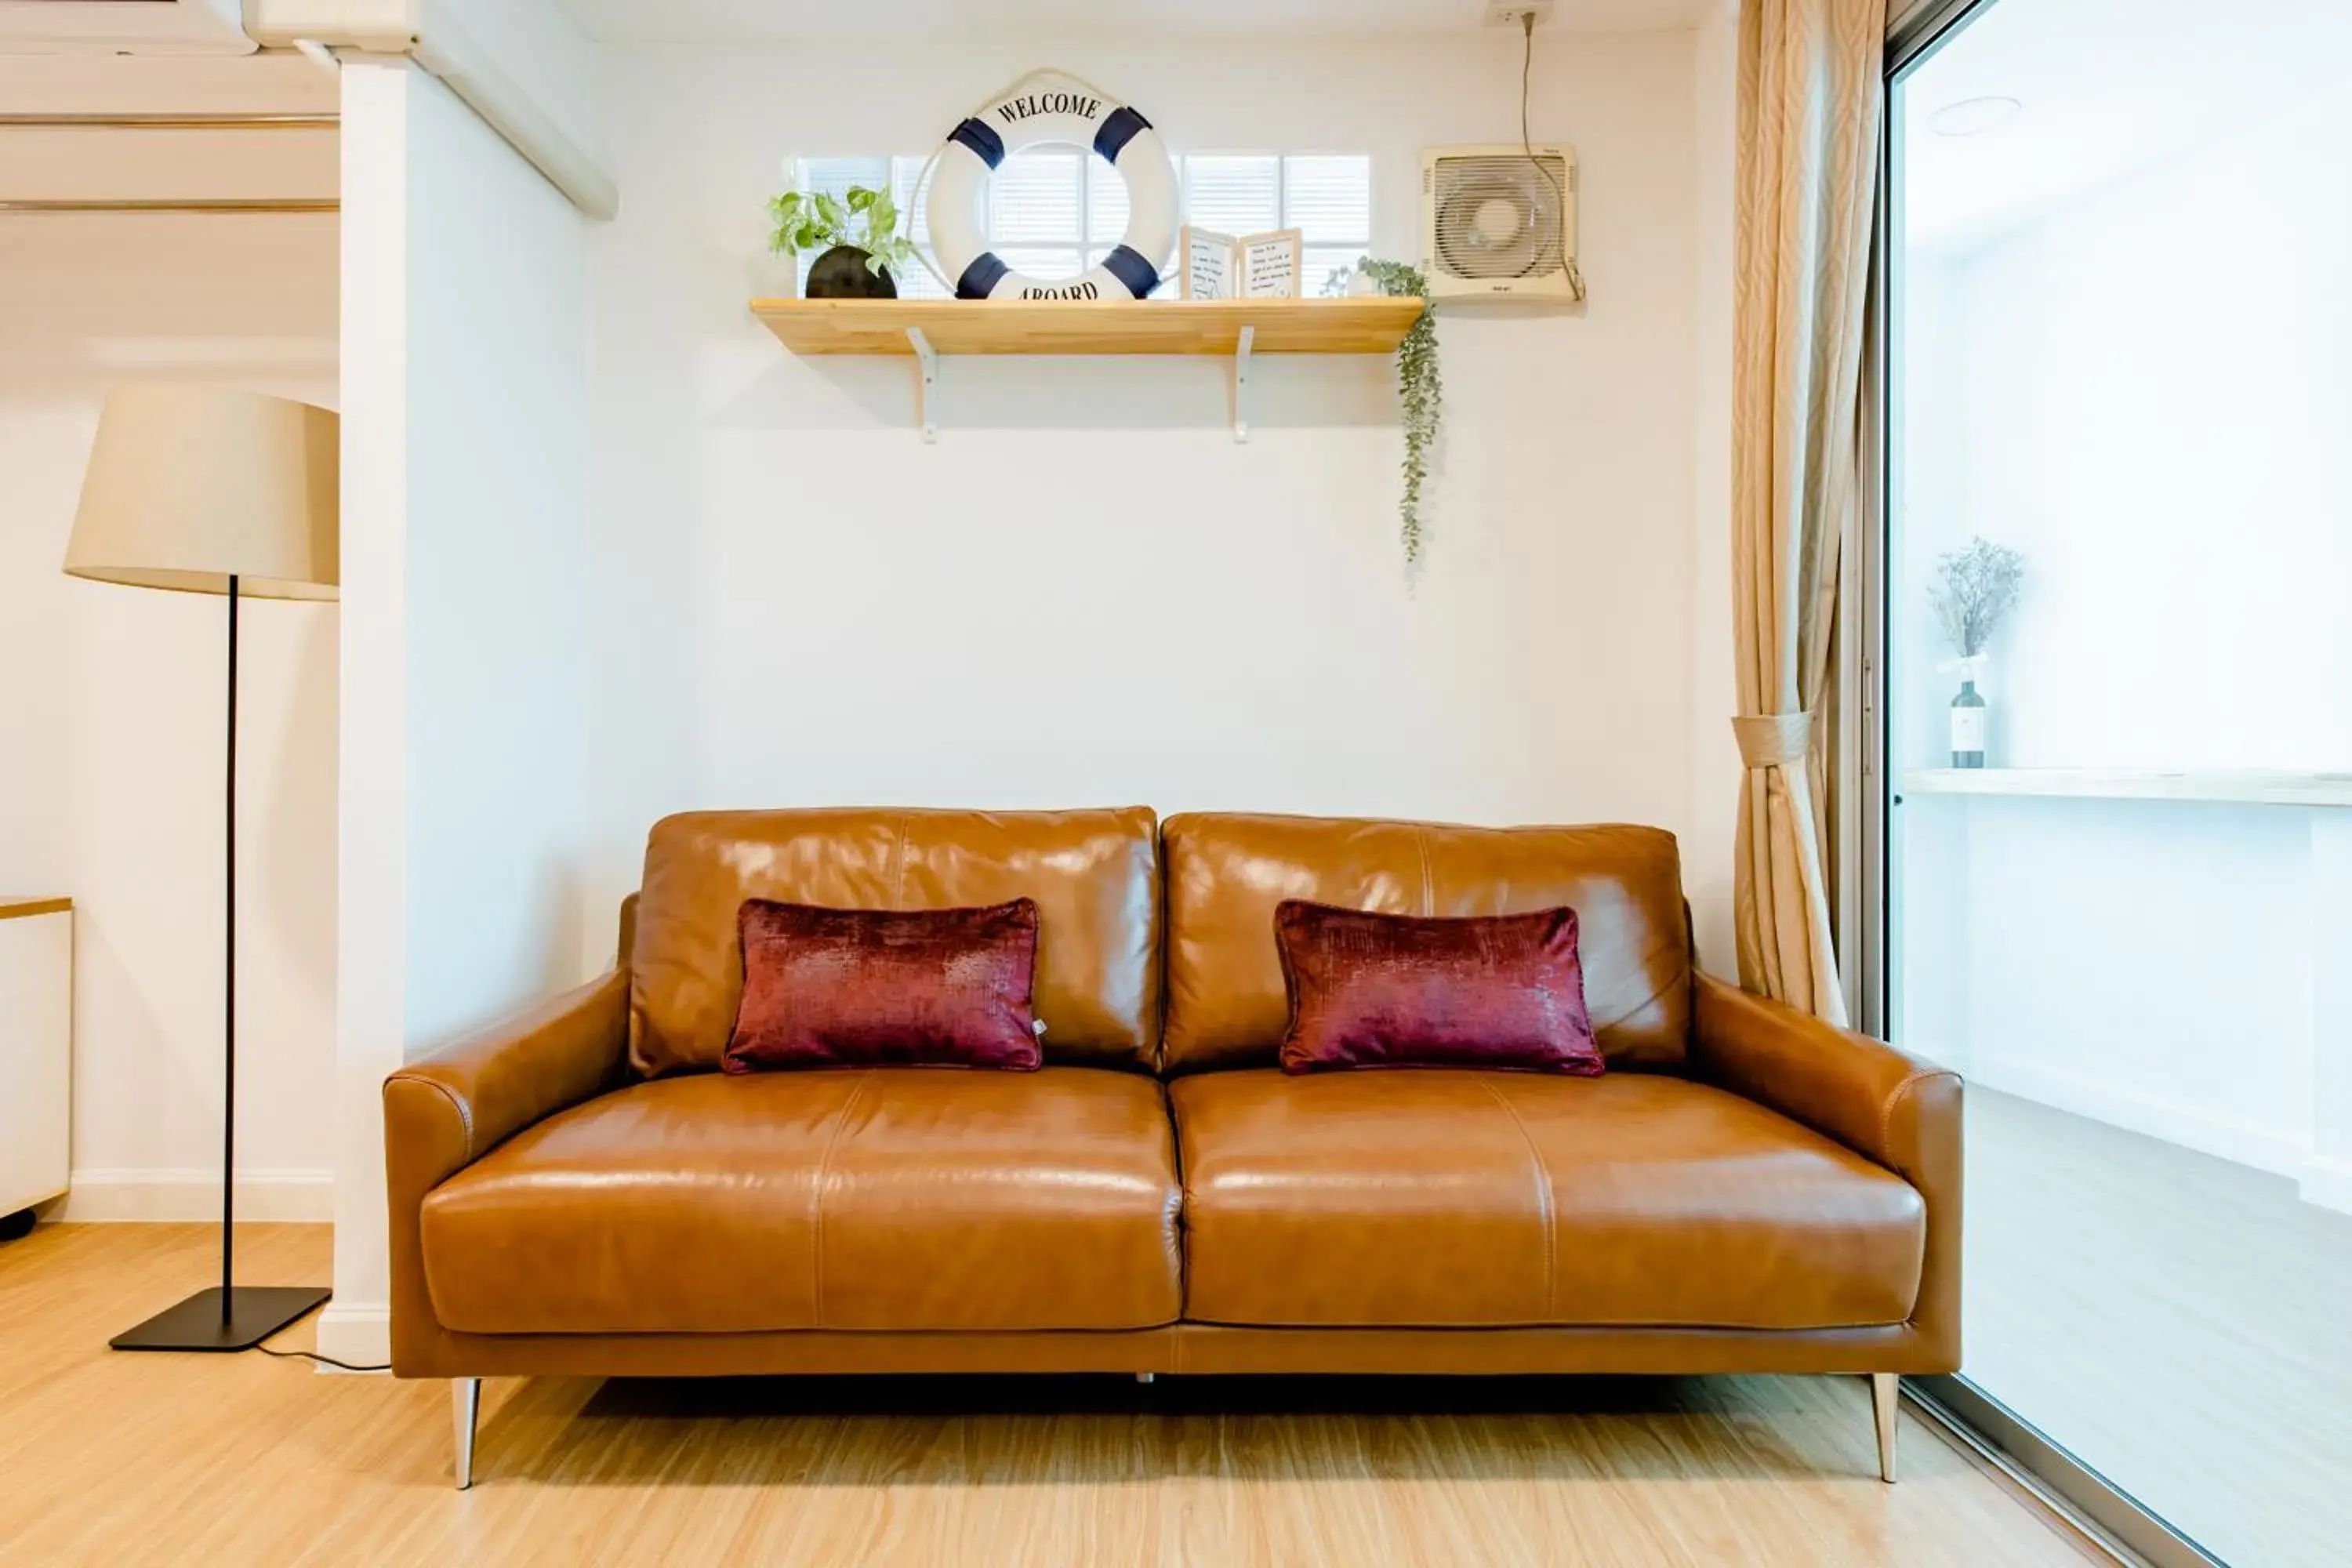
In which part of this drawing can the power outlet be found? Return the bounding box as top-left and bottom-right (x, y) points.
(1483, 2), (1555, 26)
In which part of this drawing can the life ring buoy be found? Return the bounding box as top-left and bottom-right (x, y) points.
(923, 70), (1178, 302)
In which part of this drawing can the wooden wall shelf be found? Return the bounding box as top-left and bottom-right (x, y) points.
(750, 296), (1423, 358)
(750, 297), (1420, 443)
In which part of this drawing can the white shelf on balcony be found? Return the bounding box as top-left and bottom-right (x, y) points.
(1902, 768), (2352, 808)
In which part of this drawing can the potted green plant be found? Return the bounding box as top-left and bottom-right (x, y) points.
(768, 184), (917, 299)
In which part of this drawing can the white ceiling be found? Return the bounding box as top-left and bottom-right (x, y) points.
(1903, 0), (2352, 252)
(555, 0), (1725, 45)
(0, 53), (338, 208)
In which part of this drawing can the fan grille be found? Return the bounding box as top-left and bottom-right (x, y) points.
(1431, 154), (1572, 281)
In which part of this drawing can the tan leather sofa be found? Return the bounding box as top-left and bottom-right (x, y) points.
(387, 808), (1959, 1489)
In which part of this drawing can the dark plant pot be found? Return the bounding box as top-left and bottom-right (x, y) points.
(805, 245), (896, 299)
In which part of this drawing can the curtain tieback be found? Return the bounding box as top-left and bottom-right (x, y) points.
(1733, 710), (1818, 769)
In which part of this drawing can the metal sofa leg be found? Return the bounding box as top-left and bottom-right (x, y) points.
(1135, 1372), (1156, 1385)
(453, 1377), (481, 1490)
(1871, 1373), (1899, 1483)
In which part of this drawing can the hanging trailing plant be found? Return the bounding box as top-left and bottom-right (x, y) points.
(1354, 259), (1441, 569)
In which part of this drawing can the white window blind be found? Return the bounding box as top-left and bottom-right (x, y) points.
(1282, 154), (1376, 296)
(793, 151), (1370, 299)
(1180, 154), (1283, 234)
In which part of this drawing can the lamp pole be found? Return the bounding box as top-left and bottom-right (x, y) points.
(221, 573), (237, 1319)
(110, 569), (328, 1352)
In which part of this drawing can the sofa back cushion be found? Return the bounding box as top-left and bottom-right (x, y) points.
(630, 807), (1160, 1076)
(1161, 813), (1690, 1075)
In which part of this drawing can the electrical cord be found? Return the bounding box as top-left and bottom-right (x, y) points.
(255, 1340), (390, 1374)
(1522, 11), (1588, 300)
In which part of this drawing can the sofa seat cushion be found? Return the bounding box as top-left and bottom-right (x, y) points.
(420, 1067), (1182, 1335)
(1170, 1069), (1926, 1330)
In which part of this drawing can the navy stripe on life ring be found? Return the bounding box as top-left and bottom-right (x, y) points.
(1093, 105), (1152, 163)
(956, 251), (1011, 299)
(1100, 244), (1160, 299)
(949, 117), (1006, 169)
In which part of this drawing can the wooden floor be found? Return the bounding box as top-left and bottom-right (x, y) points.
(1969, 1088), (2352, 1568)
(0, 1225), (2105, 1568)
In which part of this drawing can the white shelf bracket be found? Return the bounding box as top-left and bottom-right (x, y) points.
(906, 327), (938, 442)
(1231, 325), (1255, 444)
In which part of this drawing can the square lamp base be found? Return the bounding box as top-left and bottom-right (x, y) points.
(110, 1286), (332, 1352)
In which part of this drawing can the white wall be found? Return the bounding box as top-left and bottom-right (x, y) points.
(1904, 793), (2322, 1171)
(401, 69), (596, 1039)
(587, 27), (1732, 964)
(329, 49), (596, 1365)
(1893, 70), (2352, 1196)
(440, 0), (601, 159)
(0, 215), (340, 1221)
(1897, 72), (2352, 773)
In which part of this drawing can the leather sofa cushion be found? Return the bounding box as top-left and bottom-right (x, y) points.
(1163, 814), (1691, 1073)
(630, 807), (1160, 1076)
(419, 1068), (1182, 1335)
(1171, 1069), (1925, 1330)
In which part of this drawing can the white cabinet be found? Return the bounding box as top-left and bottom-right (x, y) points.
(1, 899), (71, 1226)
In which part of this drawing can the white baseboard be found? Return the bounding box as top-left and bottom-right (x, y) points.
(316, 1301), (390, 1371)
(1968, 1058), (2308, 1178)
(2300, 1156), (2352, 1218)
(59, 1167), (336, 1222)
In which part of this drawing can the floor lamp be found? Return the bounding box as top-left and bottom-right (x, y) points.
(65, 383), (341, 1352)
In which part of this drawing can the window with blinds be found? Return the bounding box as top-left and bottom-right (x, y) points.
(792, 152), (1372, 299)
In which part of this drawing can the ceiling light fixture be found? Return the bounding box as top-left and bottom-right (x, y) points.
(1930, 96), (2023, 137)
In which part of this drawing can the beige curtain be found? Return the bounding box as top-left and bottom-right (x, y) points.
(1730, 0), (1884, 1025)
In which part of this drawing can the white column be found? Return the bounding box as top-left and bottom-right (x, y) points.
(322, 56), (413, 1370)
(1685, 5), (1740, 978)
(324, 50), (600, 1368)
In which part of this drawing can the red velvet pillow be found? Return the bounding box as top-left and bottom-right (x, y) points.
(724, 898), (1043, 1073)
(1273, 900), (1604, 1076)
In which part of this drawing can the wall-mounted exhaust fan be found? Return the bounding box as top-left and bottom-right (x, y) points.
(1420, 144), (1584, 303)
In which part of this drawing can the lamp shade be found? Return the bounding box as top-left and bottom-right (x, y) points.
(65, 384), (338, 601)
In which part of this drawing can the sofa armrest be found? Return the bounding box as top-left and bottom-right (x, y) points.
(1690, 971), (1962, 1369)
(383, 967), (630, 1373)
(385, 967), (630, 1179)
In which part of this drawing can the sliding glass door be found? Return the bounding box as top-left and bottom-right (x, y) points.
(1878, 2), (2352, 1564)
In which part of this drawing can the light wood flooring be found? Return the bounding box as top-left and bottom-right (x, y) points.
(0, 1223), (2106, 1567)
(1969, 1087), (2352, 1568)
